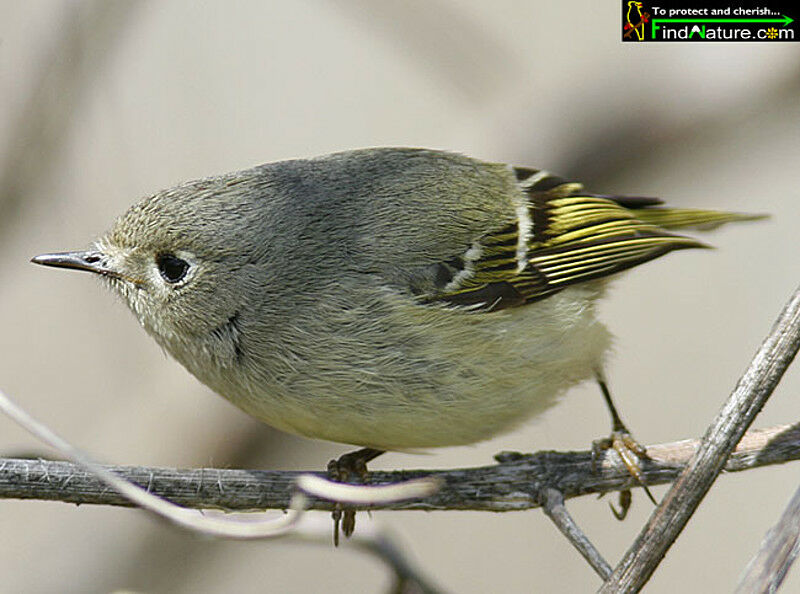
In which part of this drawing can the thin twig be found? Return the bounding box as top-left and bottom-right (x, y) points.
(540, 488), (612, 580)
(0, 389), (445, 591)
(600, 284), (800, 593)
(0, 423), (797, 511)
(0, 389), (440, 539)
(736, 480), (800, 593)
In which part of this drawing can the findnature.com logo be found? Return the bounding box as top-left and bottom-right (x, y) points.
(621, 1), (797, 42)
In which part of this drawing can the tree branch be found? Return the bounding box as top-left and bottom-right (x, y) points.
(600, 284), (800, 592)
(736, 479), (800, 593)
(1, 423), (798, 512)
(541, 487), (613, 579)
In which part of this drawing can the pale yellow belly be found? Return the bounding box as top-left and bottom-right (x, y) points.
(216, 285), (612, 449)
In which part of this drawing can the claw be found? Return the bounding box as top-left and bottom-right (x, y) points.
(332, 506), (343, 547)
(341, 509), (356, 538)
(610, 489), (632, 521)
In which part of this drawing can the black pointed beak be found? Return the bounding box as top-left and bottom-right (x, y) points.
(31, 250), (115, 277)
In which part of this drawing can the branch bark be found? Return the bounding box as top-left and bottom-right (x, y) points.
(1, 423), (798, 512)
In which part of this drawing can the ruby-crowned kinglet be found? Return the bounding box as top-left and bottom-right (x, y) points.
(32, 148), (761, 453)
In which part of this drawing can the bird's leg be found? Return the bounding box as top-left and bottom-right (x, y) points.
(591, 372), (656, 520)
(327, 447), (385, 545)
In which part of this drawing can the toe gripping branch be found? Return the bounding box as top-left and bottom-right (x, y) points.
(327, 448), (385, 545)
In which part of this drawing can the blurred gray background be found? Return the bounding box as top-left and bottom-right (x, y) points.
(1, 1), (799, 592)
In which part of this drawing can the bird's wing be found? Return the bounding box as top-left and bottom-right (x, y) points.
(425, 168), (710, 312)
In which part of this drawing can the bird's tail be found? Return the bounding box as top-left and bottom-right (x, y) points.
(601, 195), (768, 231)
(632, 207), (767, 231)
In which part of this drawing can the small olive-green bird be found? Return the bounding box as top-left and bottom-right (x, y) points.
(33, 148), (761, 467)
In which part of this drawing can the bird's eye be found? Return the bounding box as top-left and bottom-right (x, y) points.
(156, 254), (190, 283)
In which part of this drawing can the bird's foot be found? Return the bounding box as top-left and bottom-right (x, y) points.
(592, 428), (656, 520)
(326, 447), (384, 545)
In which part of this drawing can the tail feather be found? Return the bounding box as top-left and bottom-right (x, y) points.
(626, 207), (768, 231)
(574, 191), (767, 231)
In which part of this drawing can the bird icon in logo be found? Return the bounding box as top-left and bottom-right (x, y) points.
(624, 1), (651, 40)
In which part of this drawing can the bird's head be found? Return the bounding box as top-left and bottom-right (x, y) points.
(31, 171), (277, 367)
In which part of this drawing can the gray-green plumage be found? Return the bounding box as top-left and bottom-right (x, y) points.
(33, 148), (762, 449)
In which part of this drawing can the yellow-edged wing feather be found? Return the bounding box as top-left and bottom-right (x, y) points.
(430, 169), (762, 311)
